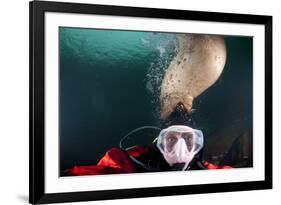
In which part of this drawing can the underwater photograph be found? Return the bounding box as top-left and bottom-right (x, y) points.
(59, 27), (253, 176)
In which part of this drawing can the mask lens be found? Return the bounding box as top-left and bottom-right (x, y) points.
(181, 132), (194, 152)
(164, 131), (178, 152)
(164, 131), (195, 153)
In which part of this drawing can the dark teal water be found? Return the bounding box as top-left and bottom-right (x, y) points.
(59, 27), (253, 174)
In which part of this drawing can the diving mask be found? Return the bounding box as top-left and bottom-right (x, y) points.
(157, 125), (204, 170)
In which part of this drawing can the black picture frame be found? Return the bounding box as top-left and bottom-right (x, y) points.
(29, 0), (272, 204)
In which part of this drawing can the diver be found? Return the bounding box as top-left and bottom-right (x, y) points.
(65, 34), (231, 176)
(66, 103), (231, 176)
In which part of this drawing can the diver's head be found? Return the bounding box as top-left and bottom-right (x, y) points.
(158, 102), (203, 171)
(156, 125), (204, 170)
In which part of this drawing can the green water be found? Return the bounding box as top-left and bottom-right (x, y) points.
(59, 27), (253, 174)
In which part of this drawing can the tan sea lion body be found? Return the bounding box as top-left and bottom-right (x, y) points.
(160, 34), (227, 119)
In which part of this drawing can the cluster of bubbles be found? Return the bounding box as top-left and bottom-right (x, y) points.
(140, 32), (179, 118)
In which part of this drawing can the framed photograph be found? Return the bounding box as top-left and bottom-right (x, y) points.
(29, 0), (272, 204)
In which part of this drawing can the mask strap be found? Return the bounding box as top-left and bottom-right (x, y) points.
(119, 126), (161, 150)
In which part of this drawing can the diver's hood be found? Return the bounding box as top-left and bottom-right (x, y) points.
(161, 102), (196, 128)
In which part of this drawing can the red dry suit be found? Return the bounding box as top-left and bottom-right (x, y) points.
(65, 145), (231, 176)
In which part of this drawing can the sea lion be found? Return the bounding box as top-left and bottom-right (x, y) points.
(160, 34), (227, 119)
